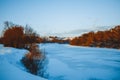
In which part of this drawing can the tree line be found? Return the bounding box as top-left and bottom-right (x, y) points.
(40, 36), (69, 44)
(0, 21), (120, 49)
(70, 25), (120, 49)
(0, 21), (69, 48)
(0, 21), (39, 49)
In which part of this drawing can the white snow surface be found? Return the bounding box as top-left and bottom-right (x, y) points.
(40, 43), (120, 80)
(0, 43), (120, 80)
(0, 44), (46, 80)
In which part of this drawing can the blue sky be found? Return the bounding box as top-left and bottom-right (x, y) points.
(0, 0), (120, 36)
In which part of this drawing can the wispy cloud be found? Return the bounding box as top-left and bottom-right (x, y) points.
(46, 25), (115, 37)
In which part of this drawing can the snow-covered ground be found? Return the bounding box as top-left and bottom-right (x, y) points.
(40, 43), (120, 80)
(0, 43), (120, 80)
(0, 44), (46, 80)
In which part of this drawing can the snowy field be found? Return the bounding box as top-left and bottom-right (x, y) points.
(0, 44), (46, 80)
(0, 43), (120, 80)
(40, 43), (120, 80)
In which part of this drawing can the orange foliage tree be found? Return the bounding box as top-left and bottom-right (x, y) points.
(70, 25), (120, 49)
(2, 21), (40, 49)
(3, 26), (24, 48)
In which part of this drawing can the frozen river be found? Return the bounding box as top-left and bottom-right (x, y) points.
(40, 43), (120, 80)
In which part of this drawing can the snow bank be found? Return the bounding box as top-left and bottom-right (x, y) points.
(0, 44), (46, 80)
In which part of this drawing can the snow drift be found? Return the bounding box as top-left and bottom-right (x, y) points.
(0, 44), (46, 80)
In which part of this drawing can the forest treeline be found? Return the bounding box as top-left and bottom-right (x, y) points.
(0, 21), (69, 48)
(0, 21), (40, 49)
(0, 21), (120, 49)
(40, 36), (69, 44)
(70, 25), (120, 49)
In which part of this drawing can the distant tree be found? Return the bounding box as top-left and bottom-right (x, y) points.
(3, 21), (14, 31)
(70, 37), (79, 45)
(23, 25), (39, 48)
(2, 21), (40, 48)
(3, 25), (24, 48)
